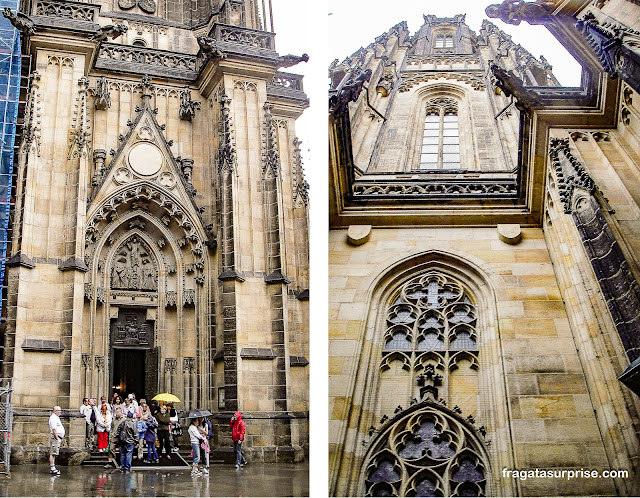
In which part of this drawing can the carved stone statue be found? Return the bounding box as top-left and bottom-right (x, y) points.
(89, 24), (128, 42)
(2, 8), (35, 36)
(485, 0), (553, 26)
(490, 63), (543, 109)
(118, 0), (156, 14)
(275, 53), (309, 69)
(110, 236), (158, 291)
(329, 68), (372, 116)
(179, 87), (197, 121)
(94, 76), (111, 111)
(197, 36), (227, 59)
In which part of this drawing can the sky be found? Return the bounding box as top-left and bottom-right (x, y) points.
(328, 0), (582, 87)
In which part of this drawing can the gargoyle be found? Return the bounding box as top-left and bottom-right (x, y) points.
(275, 53), (309, 69)
(89, 23), (128, 42)
(490, 62), (543, 109)
(197, 36), (227, 59)
(329, 68), (372, 116)
(485, 0), (553, 26)
(2, 8), (35, 36)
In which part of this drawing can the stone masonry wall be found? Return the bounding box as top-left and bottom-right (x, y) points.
(329, 227), (616, 496)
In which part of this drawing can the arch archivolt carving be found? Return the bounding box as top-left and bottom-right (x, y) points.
(86, 209), (200, 305)
(85, 181), (209, 288)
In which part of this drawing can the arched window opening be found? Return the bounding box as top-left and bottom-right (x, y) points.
(420, 97), (460, 170)
(434, 33), (454, 51)
(369, 271), (486, 496)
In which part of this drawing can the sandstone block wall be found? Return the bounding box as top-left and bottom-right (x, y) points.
(329, 227), (617, 496)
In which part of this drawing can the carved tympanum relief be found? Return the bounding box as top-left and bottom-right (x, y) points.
(110, 235), (158, 291)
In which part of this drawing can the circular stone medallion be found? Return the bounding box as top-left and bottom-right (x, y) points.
(128, 142), (163, 176)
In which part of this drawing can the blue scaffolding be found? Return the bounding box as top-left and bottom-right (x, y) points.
(0, 3), (20, 321)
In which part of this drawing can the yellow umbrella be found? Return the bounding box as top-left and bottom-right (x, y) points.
(152, 393), (181, 403)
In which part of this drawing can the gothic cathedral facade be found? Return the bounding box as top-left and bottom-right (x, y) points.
(330, 2), (640, 496)
(3, 0), (309, 461)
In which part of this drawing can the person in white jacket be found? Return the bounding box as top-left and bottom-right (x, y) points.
(81, 398), (98, 450)
(79, 398), (92, 450)
(96, 403), (112, 452)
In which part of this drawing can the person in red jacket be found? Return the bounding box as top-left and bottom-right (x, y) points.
(230, 411), (248, 469)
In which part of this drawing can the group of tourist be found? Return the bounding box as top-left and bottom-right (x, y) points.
(47, 397), (247, 477)
(80, 393), (179, 472)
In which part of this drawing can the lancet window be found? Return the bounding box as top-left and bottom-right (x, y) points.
(367, 272), (485, 496)
(434, 33), (454, 49)
(420, 97), (460, 170)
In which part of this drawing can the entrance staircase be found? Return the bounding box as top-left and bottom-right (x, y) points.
(81, 448), (190, 468)
(82, 450), (110, 467)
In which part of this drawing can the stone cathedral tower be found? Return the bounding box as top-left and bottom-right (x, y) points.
(3, 0), (309, 462)
(330, 4), (640, 496)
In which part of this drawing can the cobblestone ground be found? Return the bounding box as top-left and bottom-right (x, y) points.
(0, 462), (309, 496)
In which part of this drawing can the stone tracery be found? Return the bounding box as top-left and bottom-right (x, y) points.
(362, 402), (488, 497)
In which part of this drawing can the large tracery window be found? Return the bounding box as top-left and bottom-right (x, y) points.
(381, 272), (479, 417)
(367, 271), (486, 497)
(420, 97), (460, 170)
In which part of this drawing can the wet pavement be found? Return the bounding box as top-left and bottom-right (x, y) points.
(0, 462), (309, 497)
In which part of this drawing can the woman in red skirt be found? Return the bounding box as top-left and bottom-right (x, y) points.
(96, 404), (112, 452)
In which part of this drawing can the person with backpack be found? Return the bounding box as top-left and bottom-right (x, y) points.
(83, 398), (98, 451)
(155, 404), (172, 459)
(230, 411), (248, 469)
(115, 412), (138, 473)
(107, 406), (125, 468)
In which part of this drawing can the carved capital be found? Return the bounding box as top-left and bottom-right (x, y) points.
(164, 358), (177, 374)
(82, 353), (92, 370)
(183, 289), (195, 306)
(183, 357), (195, 373)
(96, 287), (106, 304)
(95, 355), (105, 371)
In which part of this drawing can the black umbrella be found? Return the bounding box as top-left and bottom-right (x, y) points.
(182, 408), (213, 418)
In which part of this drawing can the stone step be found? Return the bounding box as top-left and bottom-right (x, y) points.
(210, 447), (236, 464)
